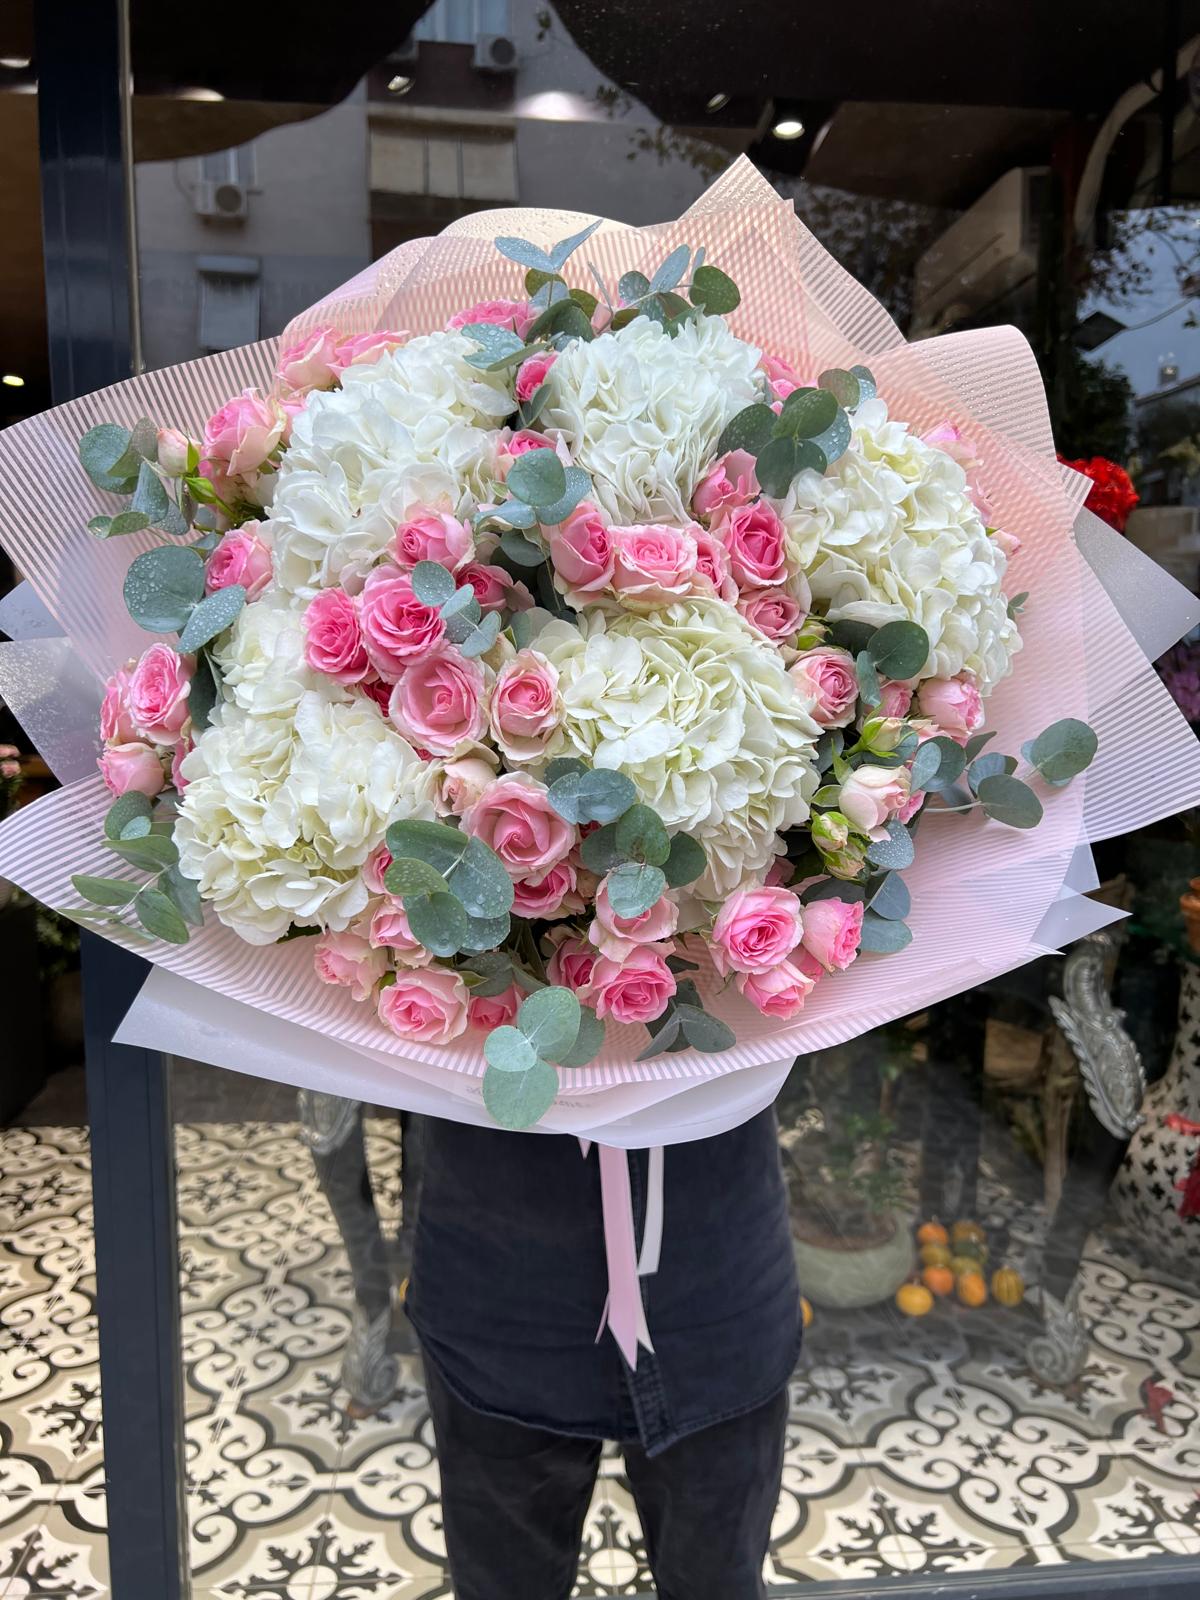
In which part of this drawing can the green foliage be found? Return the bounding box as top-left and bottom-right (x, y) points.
(384, 819), (514, 919)
(177, 585), (245, 654)
(547, 766), (637, 825)
(122, 545), (206, 633)
(607, 861), (667, 917)
(977, 773), (1043, 828)
(1028, 718), (1098, 784)
(867, 620), (929, 681)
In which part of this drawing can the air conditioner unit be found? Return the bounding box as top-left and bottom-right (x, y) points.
(473, 33), (518, 73)
(193, 180), (249, 222)
(913, 167), (1048, 335)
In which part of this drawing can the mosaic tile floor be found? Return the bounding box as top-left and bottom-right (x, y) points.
(2, 1119), (1199, 1597)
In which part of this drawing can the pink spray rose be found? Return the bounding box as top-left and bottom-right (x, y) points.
(716, 500), (789, 588)
(392, 509), (473, 572)
(895, 788), (925, 825)
(170, 736), (192, 794)
(800, 898), (864, 973)
(205, 523), (273, 601)
(368, 900), (432, 967)
(156, 428), (193, 477)
(736, 958), (816, 1019)
(692, 450), (759, 518)
(377, 968), (470, 1044)
(711, 885), (805, 976)
(433, 755), (498, 817)
(202, 388), (284, 478)
(388, 647), (488, 757)
(275, 326), (341, 395)
(589, 876), (679, 962)
(313, 929), (388, 1003)
(511, 859), (578, 919)
(303, 588), (371, 684)
(359, 567), (446, 679)
(99, 741), (165, 798)
(591, 946), (677, 1025)
(547, 500), (614, 605)
(446, 299), (535, 339)
(515, 350), (557, 403)
(363, 843), (392, 896)
(489, 649), (561, 762)
(545, 928), (599, 998)
(877, 680), (914, 719)
(790, 647), (858, 729)
(493, 428), (556, 480)
(915, 674), (983, 743)
(838, 765), (912, 833)
(458, 562), (533, 616)
(128, 644), (193, 745)
(761, 352), (804, 401)
(737, 587), (805, 643)
(468, 983), (522, 1031)
(691, 527), (738, 603)
(610, 523), (699, 607)
(461, 772), (575, 879)
(100, 665), (138, 744)
(334, 329), (408, 370)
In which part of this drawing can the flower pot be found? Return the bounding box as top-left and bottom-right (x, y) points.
(792, 1209), (915, 1309)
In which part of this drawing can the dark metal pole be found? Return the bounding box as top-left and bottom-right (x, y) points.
(33, 3), (186, 1597)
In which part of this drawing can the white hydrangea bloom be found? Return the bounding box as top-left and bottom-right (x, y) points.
(212, 590), (336, 716)
(541, 315), (762, 525)
(264, 331), (511, 597)
(176, 691), (436, 945)
(781, 399), (1020, 690)
(535, 600), (821, 895)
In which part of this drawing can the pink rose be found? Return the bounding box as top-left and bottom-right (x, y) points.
(515, 351), (557, 403)
(377, 968), (470, 1044)
(334, 330), (408, 370)
(392, 509), (473, 572)
(692, 450), (759, 518)
(494, 428), (556, 480)
(764, 855), (793, 888)
(800, 898), (864, 973)
(761, 352), (804, 401)
(100, 665), (138, 744)
(711, 885), (805, 976)
(511, 859), (577, 919)
(359, 567), (446, 679)
(591, 946), (676, 1025)
(611, 523), (699, 607)
(156, 428), (193, 477)
(992, 527), (1022, 559)
(205, 523), (273, 601)
(489, 649), (560, 762)
(99, 741), (165, 798)
(716, 500), (789, 588)
(368, 899), (431, 967)
(737, 587), (804, 643)
(303, 589), (371, 684)
(446, 299), (535, 339)
(589, 875), (679, 962)
(461, 772), (575, 879)
(363, 843), (393, 895)
(915, 675), (983, 743)
(790, 647), (858, 729)
(275, 326), (341, 395)
(895, 788), (925, 825)
(313, 928), (388, 1003)
(170, 736), (192, 793)
(128, 644), (193, 745)
(838, 765), (912, 833)
(468, 983), (521, 1031)
(389, 647), (487, 757)
(458, 562), (533, 616)
(736, 958), (815, 1019)
(691, 527), (738, 602)
(433, 755), (497, 817)
(547, 500), (614, 604)
(202, 388), (284, 478)
(878, 680), (914, 719)
(922, 420), (998, 526)
(546, 928), (599, 998)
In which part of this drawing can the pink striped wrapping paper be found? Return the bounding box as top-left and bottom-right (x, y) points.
(2, 157), (1200, 1137)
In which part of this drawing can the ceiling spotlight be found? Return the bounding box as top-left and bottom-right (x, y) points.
(387, 73), (414, 95)
(772, 118), (805, 141)
(0, 56), (31, 70)
(2, 374), (25, 387)
(705, 93), (730, 113)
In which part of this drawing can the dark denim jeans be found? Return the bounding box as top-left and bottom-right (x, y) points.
(424, 1354), (788, 1600)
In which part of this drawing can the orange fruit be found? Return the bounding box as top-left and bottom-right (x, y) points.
(991, 1267), (1024, 1306)
(922, 1265), (955, 1298)
(896, 1281), (934, 1317)
(917, 1221), (949, 1247)
(920, 1243), (952, 1268)
(957, 1270), (988, 1307)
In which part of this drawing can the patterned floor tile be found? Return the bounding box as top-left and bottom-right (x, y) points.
(3, 1504), (108, 1599)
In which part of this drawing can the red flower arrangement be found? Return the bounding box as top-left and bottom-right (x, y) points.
(1058, 453), (1140, 533)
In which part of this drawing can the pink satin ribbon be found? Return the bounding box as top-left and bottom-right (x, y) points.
(579, 1140), (663, 1368)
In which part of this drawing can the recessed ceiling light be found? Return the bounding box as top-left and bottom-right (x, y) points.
(0, 56), (31, 70)
(2, 374), (25, 387)
(705, 93), (730, 113)
(772, 118), (805, 140)
(387, 73), (414, 95)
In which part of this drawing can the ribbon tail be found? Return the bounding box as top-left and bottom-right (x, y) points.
(639, 1146), (665, 1277)
(594, 1144), (654, 1368)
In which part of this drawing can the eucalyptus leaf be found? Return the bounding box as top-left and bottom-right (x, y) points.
(649, 244), (690, 294)
(482, 1057), (559, 1129)
(675, 1005), (736, 1052)
(865, 820), (915, 870)
(545, 756), (587, 785)
(104, 791), (152, 840)
(809, 408), (852, 466)
(908, 739), (942, 792)
(159, 864), (204, 926)
(130, 460), (171, 525)
(188, 651), (220, 735)
(793, 439), (828, 475)
(922, 737), (967, 791)
(867, 620), (929, 681)
(662, 832), (706, 889)
(494, 235), (558, 274)
(778, 387), (837, 438)
(580, 821), (622, 875)
(549, 220), (602, 270)
(868, 872), (911, 920)
(123, 544), (206, 633)
(636, 1010), (683, 1059)
(519, 383), (551, 426)
(817, 367), (861, 409)
(506, 449), (567, 508)
(71, 874), (140, 909)
(855, 650), (881, 706)
(1029, 718), (1098, 783)
(134, 885), (190, 944)
(98, 510), (153, 538)
(802, 877), (867, 904)
(968, 751), (1017, 790)
(552, 1006), (605, 1068)
(613, 803), (669, 866)
(411, 561), (457, 606)
(178, 584), (245, 654)
(79, 423), (137, 493)
(107, 833), (179, 872)
(687, 264), (740, 314)
(460, 911), (511, 953)
(858, 911), (913, 953)
(499, 529), (546, 566)
(384, 856), (448, 898)
(404, 891), (471, 958)
(977, 774), (1044, 829)
(618, 270), (651, 303)
(518, 985), (582, 1061)
(848, 364), (877, 403)
(463, 953), (517, 996)
(963, 730), (996, 761)
(607, 861), (667, 918)
(716, 403), (776, 457)
(459, 610), (502, 659)
(483, 1025), (538, 1073)
(536, 464), (591, 527)
(755, 435), (799, 497)
(548, 767), (637, 825)
(385, 819), (514, 918)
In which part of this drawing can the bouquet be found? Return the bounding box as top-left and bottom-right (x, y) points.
(1, 160), (1198, 1146)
